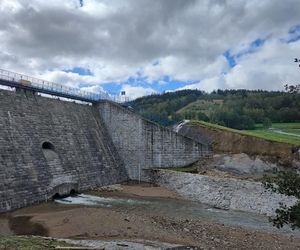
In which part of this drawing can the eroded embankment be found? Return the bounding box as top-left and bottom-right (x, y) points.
(178, 123), (300, 168)
(150, 169), (297, 216)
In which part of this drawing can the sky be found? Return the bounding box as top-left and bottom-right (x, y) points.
(0, 0), (300, 99)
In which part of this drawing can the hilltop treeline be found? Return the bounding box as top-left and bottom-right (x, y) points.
(130, 89), (300, 129)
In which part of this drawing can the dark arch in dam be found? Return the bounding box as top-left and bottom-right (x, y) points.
(42, 141), (55, 151)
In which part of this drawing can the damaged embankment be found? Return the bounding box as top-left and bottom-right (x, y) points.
(162, 120), (300, 216)
(178, 121), (300, 168)
(149, 169), (297, 216)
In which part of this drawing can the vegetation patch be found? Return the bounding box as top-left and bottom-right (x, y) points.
(167, 165), (199, 173)
(165, 162), (199, 173)
(132, 89), (300, 129)
(0, 236), (77, 250)
(189, 120), (300, 146)
(263, 172), (300, 230)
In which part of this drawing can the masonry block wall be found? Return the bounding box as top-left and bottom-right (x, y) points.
(97, 101), (210, 180)
(0, 89), (128, 213)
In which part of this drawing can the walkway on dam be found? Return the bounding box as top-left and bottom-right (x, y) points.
(0, 68), (111, 103)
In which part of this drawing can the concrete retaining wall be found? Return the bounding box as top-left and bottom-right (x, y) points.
(97, 101), (210, 180)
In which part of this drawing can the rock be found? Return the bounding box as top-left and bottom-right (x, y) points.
(210, 153), (279, 175)
(94, 184), (123, 192)
(214, 238), (221, 243)
(152, 169), (297, 216)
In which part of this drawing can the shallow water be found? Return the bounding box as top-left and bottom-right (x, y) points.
(55, 194), (152, 207)
(55, 193), (300, 236)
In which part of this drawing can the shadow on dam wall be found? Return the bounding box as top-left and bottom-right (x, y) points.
(0, 88), (209, 213)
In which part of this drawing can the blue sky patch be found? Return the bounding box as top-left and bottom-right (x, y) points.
(236, 38), (265, 58)
(288, 24), (300, 34)
(287, 24), (300, 43)
(101, 75), (197, 94)
(223, 50), (236, 68)
(223, 37), (266, 68)
(151, 77), (192, 92)
(102, 82), (122, 95)
(64, 67), (93, 76)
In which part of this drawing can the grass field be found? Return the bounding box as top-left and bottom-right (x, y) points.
(190, 121), (300, 146)
(0, 236), (76, 250)
(176, 99), (222, 117)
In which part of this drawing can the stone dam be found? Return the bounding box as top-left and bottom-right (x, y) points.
(0, 88), (210, 213)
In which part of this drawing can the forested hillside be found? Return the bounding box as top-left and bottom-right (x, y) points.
(130, 89), (300, 130)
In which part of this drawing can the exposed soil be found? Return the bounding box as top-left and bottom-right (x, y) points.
(8, 216), (48, 236)
(0, 184), (300, 249)
(92, 183), (180, 199)
(179, 124), (300, 167)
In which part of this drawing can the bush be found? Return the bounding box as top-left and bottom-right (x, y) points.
(263, 171), (300, 229)
(197, 112), (209, 122)
(263, 118), (272, 129)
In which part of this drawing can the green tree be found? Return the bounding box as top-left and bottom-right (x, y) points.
(263, 172), (300, 229)
(197, 112), (209, 122)
(284, 84), (300, 94)
(263, 118), (272, 129)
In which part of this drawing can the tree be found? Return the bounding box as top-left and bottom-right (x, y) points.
(263, 172), (300, 229)
(263, 118), (272, 129)
(197, 112), (209, 122)
(284, 84), (300, 94)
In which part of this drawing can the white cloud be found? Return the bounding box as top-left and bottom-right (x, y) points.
(181, 38), (300, 92)
(0, 0), (299, 97)
(121, 84), (156, 99)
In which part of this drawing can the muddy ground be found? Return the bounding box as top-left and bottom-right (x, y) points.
(0, 184), (300, 250)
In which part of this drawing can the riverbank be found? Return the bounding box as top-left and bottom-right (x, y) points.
(1, 183), (300, 249)
(150, 169), (297, 215)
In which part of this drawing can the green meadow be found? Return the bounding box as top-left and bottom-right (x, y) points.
(191, 121), (300, 146)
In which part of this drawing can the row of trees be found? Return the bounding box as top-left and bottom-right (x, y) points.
(132, 88), (300, 129)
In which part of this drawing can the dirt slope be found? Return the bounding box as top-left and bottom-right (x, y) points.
(179, 123), (300, 168)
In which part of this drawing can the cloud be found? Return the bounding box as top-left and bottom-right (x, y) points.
(181, 38), (300, 92)
(0, 0), (300, 97)
(121, 84), (156, 99)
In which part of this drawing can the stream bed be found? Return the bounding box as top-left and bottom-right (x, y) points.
(55, 193), (300, 236)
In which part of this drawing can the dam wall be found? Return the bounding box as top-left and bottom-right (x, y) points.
(0, 89), (127, 213)
(0, 87), (210, 213)
(97, 101), (210, 180)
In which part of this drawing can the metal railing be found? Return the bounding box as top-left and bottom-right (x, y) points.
(0, 68), (112, 102)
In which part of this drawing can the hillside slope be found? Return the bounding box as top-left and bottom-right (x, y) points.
(131, 89), (300, 129)
(177, 121), (300, 168)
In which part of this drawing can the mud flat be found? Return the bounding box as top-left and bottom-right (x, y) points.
(0, 183), (300, 249)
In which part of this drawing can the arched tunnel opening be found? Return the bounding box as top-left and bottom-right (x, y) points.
(51, 188), (78, 200)
(42, 141), (55, 150)
(70, 189), (77, 196)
